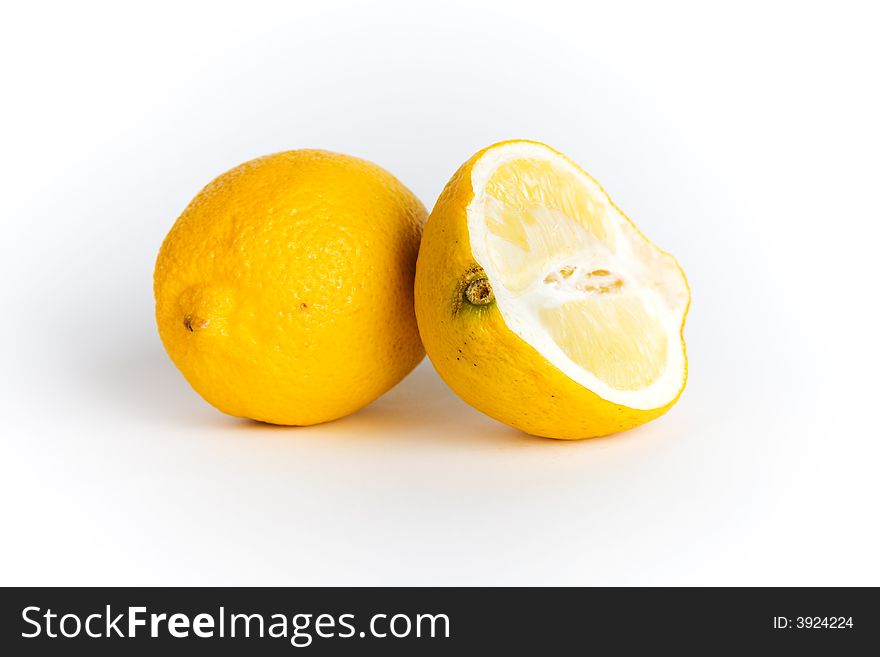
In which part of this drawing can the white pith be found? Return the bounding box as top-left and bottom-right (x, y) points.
(466, 142), (688, 410)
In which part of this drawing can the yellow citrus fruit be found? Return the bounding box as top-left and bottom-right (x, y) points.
(155, 150), (427, 425)
(415, 140), (689, 439)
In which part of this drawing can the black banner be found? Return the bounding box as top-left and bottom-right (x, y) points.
(1, 587), (875, 653)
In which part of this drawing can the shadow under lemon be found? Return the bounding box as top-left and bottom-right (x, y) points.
(73, 303), (665, 448)
(232, 361), (670, 450)
(73, 310), (522, 444)
(232, 361), (532, 448)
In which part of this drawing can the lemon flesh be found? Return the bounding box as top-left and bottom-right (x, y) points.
(414, 140), (689, 439)
(469, 142), (688, 411)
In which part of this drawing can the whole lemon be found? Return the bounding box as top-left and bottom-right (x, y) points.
(155, 150), (427, 425)
(415, 141), (689, 439)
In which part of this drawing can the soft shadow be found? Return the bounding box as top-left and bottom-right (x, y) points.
(225, 362), (667, 452)
(69, 310), (526, 444)
(225, 361), (536, 448)
(332, 362), (671, 451)
(66, 302), (666, 450)
(63, 311), (225, 429)
(329, 363), (538, 447)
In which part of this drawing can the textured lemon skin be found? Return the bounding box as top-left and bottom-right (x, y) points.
(155, 150), (427, 425)
(414, 141), (688, 439)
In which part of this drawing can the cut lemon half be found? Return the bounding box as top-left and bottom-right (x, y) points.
(415, 140), (689, 439)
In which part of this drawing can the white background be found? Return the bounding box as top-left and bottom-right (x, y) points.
(2, 1), (878, 585)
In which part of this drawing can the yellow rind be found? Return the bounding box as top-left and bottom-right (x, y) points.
(155, 150), (427, 425)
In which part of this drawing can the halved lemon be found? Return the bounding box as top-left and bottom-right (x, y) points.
(415, 140), (689, 439)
